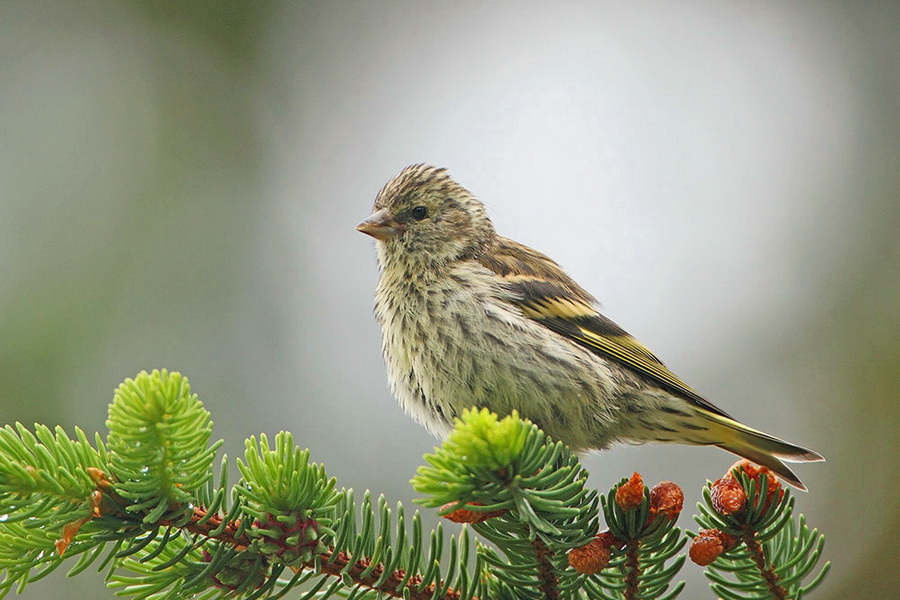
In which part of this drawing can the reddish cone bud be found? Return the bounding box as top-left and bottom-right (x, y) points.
(689, 528), (740, 566)
(55, 517), (90, 555)
(615, 472), (645, 511)
(710, 477), (747, 515)
(649, 481), (684, 521)
(725, 460), (784, 509)
(440, 502), (506, 523)
(568, 535), (612, 574)
(760, 471), (784, 506)
(86, 467), (108, 485)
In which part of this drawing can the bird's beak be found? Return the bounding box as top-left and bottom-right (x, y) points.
(356, 208), (404, 241)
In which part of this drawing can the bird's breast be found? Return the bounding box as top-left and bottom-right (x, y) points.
(373, 263), (619, 449)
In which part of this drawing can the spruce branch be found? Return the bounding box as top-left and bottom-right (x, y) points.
(0, 371), (484, 599)
(690, 460), (831, 599)
(0, 370), (829, 599)
(578, 473), (687, 600)
(412, 408), (600, 599)
(106, 370), (221, 524)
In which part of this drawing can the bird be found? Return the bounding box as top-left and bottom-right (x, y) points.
(357, 164), (823, 490)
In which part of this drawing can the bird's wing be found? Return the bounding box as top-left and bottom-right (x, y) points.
(478, 237), (732, 419)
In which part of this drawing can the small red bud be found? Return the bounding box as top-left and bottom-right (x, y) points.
(615, 472), (644, 511)
(440, 502), (506, 523)
(725, 460), (784, 510)
(568, 535), (612, 574)
(649, 481), (684, 521)
(55, 517), (90, 555)
(689, 528), (740, 566)
(710, 478), (747, 515)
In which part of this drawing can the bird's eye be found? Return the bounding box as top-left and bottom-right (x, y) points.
(410, 206), (428, 221)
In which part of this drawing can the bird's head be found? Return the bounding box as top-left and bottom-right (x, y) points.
(357, 164), (495, 269)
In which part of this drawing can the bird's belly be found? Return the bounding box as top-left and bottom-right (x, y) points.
(377, 278), (622, 450)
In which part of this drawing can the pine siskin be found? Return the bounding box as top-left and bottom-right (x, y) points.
(357, 164), (823, 489)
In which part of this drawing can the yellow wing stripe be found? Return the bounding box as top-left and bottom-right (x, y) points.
(522, 298), (598, 320)
(575, 326), (703, 401)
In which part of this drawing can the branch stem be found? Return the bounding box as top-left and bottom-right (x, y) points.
(532, 537), (559, 600)
(624, 540), (641, 600)
(160, 506), (467, 600)
(742, 530), (787, 599)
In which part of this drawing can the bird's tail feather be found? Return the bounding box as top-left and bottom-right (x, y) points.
(698, 412), (824, 491)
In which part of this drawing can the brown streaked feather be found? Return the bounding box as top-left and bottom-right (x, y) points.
(479, 236), (734, 420)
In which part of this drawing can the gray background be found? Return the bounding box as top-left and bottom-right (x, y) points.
(2, 1), (898, 598)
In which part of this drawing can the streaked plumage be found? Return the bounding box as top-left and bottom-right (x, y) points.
(358, 164), (823, 489)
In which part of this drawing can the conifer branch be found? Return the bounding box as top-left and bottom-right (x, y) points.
(159, 506), (251, 550)
(0, 370), (829, 599)
(314, 549), (464, 600)
(690, 460), (830, 599)
(577, 473), (687, 600)
(742, 530), (787, 599)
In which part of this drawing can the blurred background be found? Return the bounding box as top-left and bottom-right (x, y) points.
(1, 1), (898, 597)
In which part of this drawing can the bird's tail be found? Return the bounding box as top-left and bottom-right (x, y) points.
(697, 412), (824, 491)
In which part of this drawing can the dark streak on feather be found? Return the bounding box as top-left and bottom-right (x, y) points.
(659, 405), (692, 416)
(679, 421), (709, 432)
